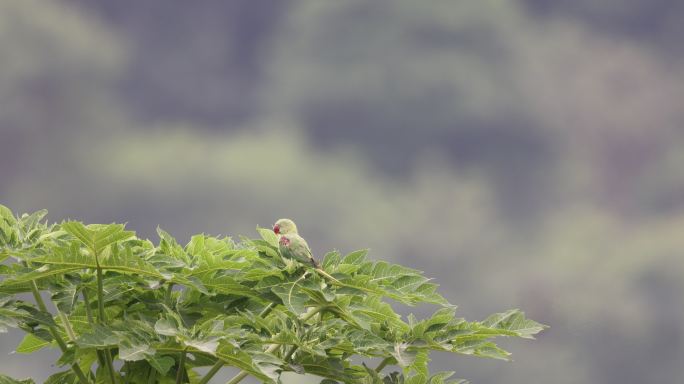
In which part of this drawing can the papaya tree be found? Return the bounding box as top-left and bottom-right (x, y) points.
(0, 205), (545, 383)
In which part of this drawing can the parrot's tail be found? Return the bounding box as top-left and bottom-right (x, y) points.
(315, 268), (342, 285)
(309, 257), (345, 286)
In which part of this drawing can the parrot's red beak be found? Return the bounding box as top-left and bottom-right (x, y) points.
(273, 224), (280, 234)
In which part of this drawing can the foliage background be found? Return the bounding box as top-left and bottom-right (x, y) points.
(1, 0), (683, 382)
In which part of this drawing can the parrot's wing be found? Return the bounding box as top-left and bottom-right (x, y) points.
(290, 235), (316, 265)
(298, 237), (314, 260)
(292, 237), (313, 259)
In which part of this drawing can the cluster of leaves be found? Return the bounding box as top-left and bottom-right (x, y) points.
(0, 205), (545, 384)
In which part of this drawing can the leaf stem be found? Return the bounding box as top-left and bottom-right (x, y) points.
(83, 288), (107, 373)
(82, 289), (96, 325)
(104, 349), (117, 384)
(57, 310), (77, 341)
(301, 305), (325, 323)
(30, 281), (91, 384)
(197, 360), (223, 384)
(147, 366), (157, 384)
(258, 302), (275, 318)
(176, 348), (188, 384)
(225, 371), (249, 384)
(123, 362), (131, 384)
(224, 306), (325, 384)
(95, 264), (107, 324)
(165, 283), (175, 305)
(95, 250), (117, 384)
(283, 345), (298, 362)
(375, 357), (391, 373)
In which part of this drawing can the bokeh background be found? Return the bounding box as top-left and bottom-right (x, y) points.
(2, 1), (684, 383)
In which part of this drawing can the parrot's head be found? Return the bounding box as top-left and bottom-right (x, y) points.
(273, 218), (298, 236)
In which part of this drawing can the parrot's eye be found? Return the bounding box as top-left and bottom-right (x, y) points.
(273, 224), (280, 234)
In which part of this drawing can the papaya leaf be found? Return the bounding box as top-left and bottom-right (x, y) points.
(61, 222), (135, 255)
(15, 333), (51, 354)
(257, 227), (279, 248)
(478, 309), (547, 339)
(118, 339), (153, 361)
(43, 371), (75, 384)
(0, 374), (35, 384)
(148, 355), (175, 375)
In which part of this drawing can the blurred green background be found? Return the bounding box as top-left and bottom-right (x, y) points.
(2, 1), (684, 383)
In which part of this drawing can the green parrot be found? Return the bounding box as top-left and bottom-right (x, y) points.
(273, 218), (318, 268)
(273, 218), (341, 283)
(278, 233), (320, 268)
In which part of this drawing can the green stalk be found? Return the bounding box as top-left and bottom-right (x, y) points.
(176, 349), (187, 384)
(94, 250), (117, 384)
(123, 362), (131, 384)
(94, 350), (107, 378)
(57, 310), (77, 341)
(258, 302), (275, 318)
(83, 289), (108, 373)
(30, 281), (91, 384)
(283, 345), (299, 362)
(147, 366), (157, 384)
(224, 306), (325, 384)
(197, 361), (223, 384)
(375, 357), (391, 373)
(165, 283), (175, 305)
(95, 264), (106, 324)
(225, 371), (249, 384)
(104, 350), (117, 382)
(82, 289), (96, 325)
